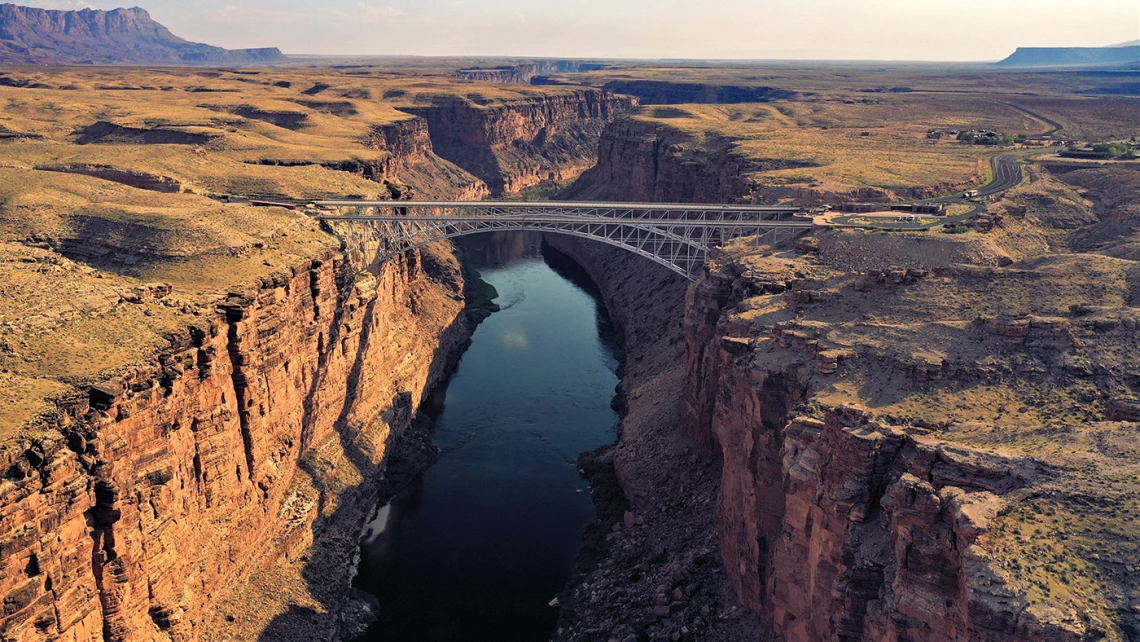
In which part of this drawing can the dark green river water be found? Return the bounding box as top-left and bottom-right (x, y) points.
(356, 235), (620, 641)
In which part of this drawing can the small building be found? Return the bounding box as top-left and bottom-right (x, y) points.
(912, 202), (946, 215)
(838, 202), (883, 213)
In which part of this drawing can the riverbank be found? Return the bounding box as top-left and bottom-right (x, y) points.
(544, 236), (764, 642)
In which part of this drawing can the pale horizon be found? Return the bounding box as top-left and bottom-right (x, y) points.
(11, 0), (1140, 62)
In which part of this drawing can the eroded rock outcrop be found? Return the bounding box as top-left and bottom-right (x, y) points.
(34, 164), (184, 193)
(0, 72), (646, 642)
(406, 91), (636, 195)
(0, 247), (469, 642)
(561, 117), (764, 203)
(544, 235), (765, 642)
(458, 61), (607, 85)
(681, 257), (1137, 641)
(561, 131), (1138, 641)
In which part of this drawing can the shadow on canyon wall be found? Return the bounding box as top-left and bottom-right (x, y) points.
(253, 232), (624, 642)
(255, 251), (469, 642)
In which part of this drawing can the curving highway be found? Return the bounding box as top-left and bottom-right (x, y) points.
(976, 152), (1029, 196)
(827, 149), (1039, 230)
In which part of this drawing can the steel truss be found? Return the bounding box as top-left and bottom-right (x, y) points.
(316, 201), (815, 281)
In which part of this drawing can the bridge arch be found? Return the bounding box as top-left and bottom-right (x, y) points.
(315, 200), (814, 281)
(334, 218), (709, 279)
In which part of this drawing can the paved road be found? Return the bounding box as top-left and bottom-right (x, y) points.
(1000, 102), (1064, 138)
(978, 152), (1029, 196)
(321, 213), (814, 227)
(312, 200), (804, 213)
(829, 149), (1039, 230)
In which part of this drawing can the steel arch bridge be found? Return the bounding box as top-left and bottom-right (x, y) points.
(313, 200), (816, 281)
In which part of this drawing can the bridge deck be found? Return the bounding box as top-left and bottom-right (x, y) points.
(316, 200), (815, 281)
(313, 200), (809, 213)
(322, 214), (813, 227)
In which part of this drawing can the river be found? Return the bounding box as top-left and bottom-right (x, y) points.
(355, 234), (621, 641)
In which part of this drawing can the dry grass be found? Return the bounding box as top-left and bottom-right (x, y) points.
(719, 156), (1140, 636)
(555, 64), (1136, 200)
(550, 62), (1140, 104)
(0, 65), (599, 200)
(629, 98), (1036, 198)
(0, 65), (577, 439)
(0, 167), (338, 440)
(0, 63), (615, 439)
(1, 59), (1135, 637)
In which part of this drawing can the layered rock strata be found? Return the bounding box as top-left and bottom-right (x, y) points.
(0, 4), (284, 65)
(560, 126), (1138, 641)
(562, 117), (982, 206)
(0, 246), (469, 642)
(561, 118), (755, 203)
(458, 61), (607, 84)
(681, 254), (1137, 641)
(406, 91), (636, 195)
(543, 236), (765, 642)
(0, 83), (641, 642)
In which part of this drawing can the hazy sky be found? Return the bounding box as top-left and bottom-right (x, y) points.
(20, 0), (1140, 60)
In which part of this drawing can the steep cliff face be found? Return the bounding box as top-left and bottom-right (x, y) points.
(0, 99), (492, 640)
(562, 113), (990, 206)
(561, 117), (755, 202)
(457, 64), (542, 85)
(682, 258), (1135, 642)
(0, 4), (284, 65)
(405, 91), (636, 195)
(0, 247), (468, 642)
(0, 80), (646, 641)
(543, 235), (766, 641)
(250, 116), (490, 201)
(361, 117), (434, 172)
(341, 116), (489, 199)
(563, 124), (1136, 640)
(598, 81), (796, 105)
(457, 61), (608, 84)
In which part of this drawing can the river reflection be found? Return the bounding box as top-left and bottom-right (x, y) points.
(355, 234), (620, 642)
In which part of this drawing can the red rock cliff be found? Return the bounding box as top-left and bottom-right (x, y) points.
(681, 264), (1098, 642)
(0, 247), (468, 642)
(559, 121), (1123, 640)
(406, 90), (636, 195)
(0, 109), (492, 641)
(0, 84), (647, 641)
(561, 117), (755, 203)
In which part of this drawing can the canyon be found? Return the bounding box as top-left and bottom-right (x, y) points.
(0, 240), (474, 641)
(457, 61), (608, 85)
(549, 129), (1138, 641)
(2, 64), (1138, 642)
(405, 90), (635, 195)
(0, 80), (634, 641)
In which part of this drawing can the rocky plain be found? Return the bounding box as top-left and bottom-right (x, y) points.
(0, 17), (1138, 642)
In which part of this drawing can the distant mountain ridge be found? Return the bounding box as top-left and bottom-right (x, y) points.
(0, 3), (284, 65)
(996, 43), (1140, 68)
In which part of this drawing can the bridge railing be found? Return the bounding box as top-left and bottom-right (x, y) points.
(312, 200), (818, 224)
(314, 200), (817, 281)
